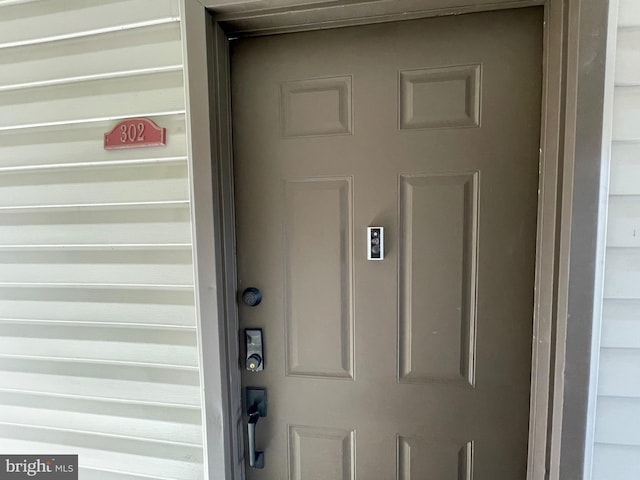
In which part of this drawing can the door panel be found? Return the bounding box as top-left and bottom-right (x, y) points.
(288, 425), (355, 480)
(231, 7), (542, 479)
(284, 177), (354, 379)
(398, 172), (478, 385)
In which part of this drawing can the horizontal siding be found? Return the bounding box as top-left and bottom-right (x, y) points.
(0, 391), (202, 444)
(0, 328), (198, 368)
(78, 468), (186, 480)
(0, 161), (189, 207)
(601, 317), (640, 349)
(615, 29), (640, 85)
(597, 349), (640, 398)
(0, 204), (192, 245)
(0, 287), (196, 327)
(618, 0), (640, 29)
(0, 115), (187, 169)
(0, 0), (180, 47)
(0, 70), (185, 131)
(0, 1), (203, 479)
(595, 397), (640, 446)
(593, 444), (640, 480)
(609, 143), (640, 195)
(0, 22), (183, 90)
(603, 246), (640, 297)
(0, 436), (202, 480)
(0, 364), (200, 406)
(0, 249), (194, 286)
(594, 2), (640, 478)
(602, 298), (640, 322)
(601, 300), (640, 348)
(606, 197), (640, 248)
(613, 86), (640, 141)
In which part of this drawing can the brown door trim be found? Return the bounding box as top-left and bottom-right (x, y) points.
(179, 1), (614, 479)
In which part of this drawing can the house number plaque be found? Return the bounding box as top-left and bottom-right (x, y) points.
(104, 118), (166, 150)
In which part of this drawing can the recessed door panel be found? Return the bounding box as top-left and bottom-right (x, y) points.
(398, 173), (478, 385)
(281, 76), (353, 137)
(284, 178), (354, 378)
(289, 425), (355, 480)
(397, 437), (473, 480)
(399, 65), (481, 129)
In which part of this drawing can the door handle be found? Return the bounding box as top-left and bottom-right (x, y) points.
(247, 404), (264, 469)
(246, 387), (267, 469)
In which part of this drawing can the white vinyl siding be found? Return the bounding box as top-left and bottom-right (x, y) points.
(0, 1), (204, 479)
(593, 0), (640, 478)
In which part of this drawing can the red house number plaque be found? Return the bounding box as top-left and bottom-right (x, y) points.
(104, 118), (166, 150)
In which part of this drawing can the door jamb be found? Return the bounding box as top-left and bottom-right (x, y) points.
(179, 1), (614, 479)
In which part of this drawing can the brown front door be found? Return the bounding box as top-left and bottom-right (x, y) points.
(231, 7), (542, 479)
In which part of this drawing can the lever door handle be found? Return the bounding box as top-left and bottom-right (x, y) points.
(246, 387), (267, 469)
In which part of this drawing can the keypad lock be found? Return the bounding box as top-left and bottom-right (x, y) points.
(245, 329), (264, 372)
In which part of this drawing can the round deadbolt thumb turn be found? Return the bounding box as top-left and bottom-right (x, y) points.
(242, 287), (262, 307)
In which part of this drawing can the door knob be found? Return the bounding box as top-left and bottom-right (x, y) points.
(246, 387), (267, 469)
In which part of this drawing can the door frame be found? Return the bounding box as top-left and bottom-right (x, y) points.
(179, 1), (614, 479)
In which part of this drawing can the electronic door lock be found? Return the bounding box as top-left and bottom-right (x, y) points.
(245, 329), (264, 372)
